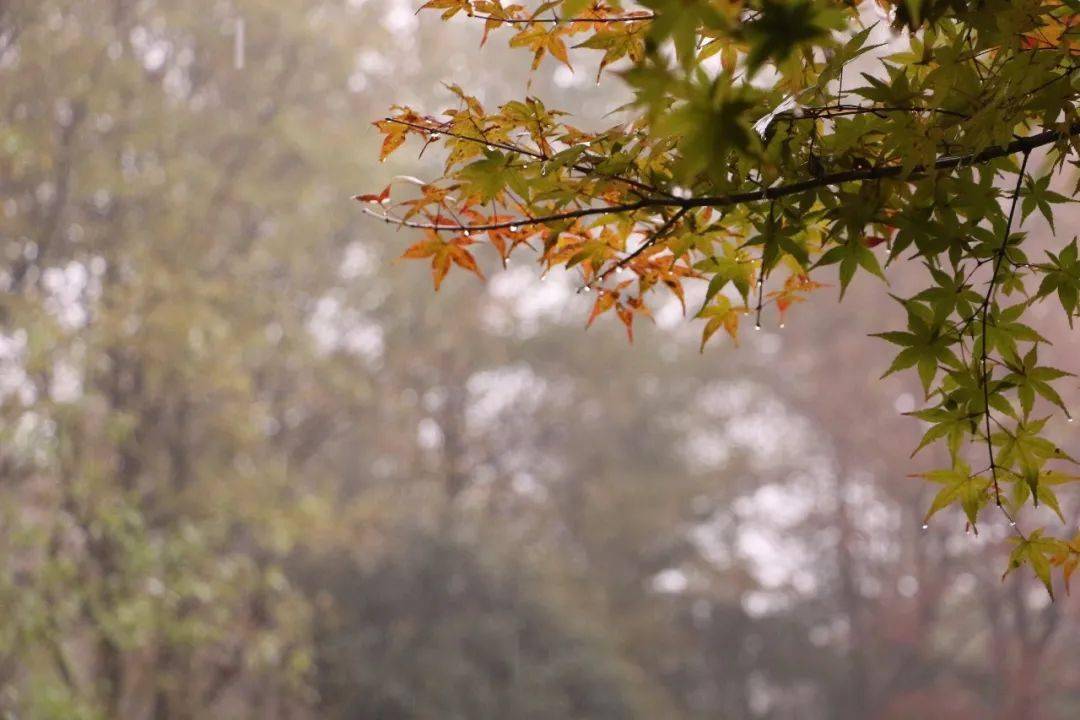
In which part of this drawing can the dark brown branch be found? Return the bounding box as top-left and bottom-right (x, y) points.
(794, 104), (971, 121)
(365, 123), (1080, 232)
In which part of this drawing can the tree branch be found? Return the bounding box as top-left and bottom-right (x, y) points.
(366, 123), (1080, 232)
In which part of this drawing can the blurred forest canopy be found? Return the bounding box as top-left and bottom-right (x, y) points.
(369, 0), (1080, 598)
(0, 1), (1078, 719)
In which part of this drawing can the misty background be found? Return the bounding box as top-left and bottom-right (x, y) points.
(1, 1), (1078, 718)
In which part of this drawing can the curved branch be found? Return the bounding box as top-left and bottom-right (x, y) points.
(365, 123), (1080, 232)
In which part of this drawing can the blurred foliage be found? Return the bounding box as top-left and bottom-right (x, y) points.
(299, 531), (652, 719)
(1, 1), (1079, 719)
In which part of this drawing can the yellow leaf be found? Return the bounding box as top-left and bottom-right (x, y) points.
(374, 120), (408, 162)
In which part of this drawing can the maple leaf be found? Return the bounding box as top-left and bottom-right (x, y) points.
(353, 185), (391, 204)
(398, 183), (458, 222)
(584, 280), (650, 343)
(616, 294), (651, 343)
(476, 2), (528, 45)
(373, 109), (434, 162)
(1049, 532), (1080, 595)
(574, 23), (647, 82)
(914, 462), (991, 528)
(1019, 3), (1080, 52)
(419, 0), (474, 20)
(586, 288), (617, 328)
(374, 119), (409, 162)
(509, 25), (573, 70)
(767, 274), (828, 322)
(1004, 530), (1061, 600)
(482, 215), (532, 262)
(698, 295), (743, 351)
(401, 231), (485, 290)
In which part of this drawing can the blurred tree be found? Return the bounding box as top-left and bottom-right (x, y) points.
(300, 529), (655, 720)
(0, 0), (384, 715)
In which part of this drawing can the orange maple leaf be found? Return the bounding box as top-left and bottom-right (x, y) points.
(401, 231), (484, 290)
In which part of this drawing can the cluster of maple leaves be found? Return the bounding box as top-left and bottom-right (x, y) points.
(359, 0), (1080, 596)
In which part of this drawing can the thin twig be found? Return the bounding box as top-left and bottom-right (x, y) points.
(593, 206), (690, 286)
(980, 150), (1031, 511)
(755, 201), (776, 330)
(385, 117), (674, 198)
(467, 12), (655, 24)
